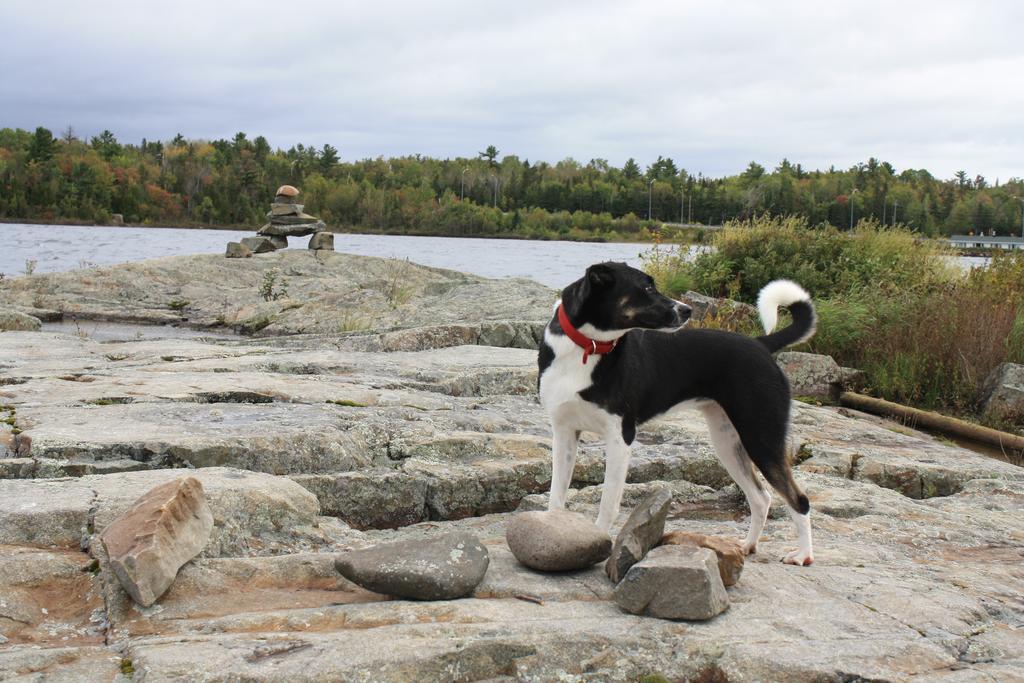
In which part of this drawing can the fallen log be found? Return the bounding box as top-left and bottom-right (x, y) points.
(839, 391), (1024, 453)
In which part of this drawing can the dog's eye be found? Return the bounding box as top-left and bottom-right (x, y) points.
(645, 285), (655, 293)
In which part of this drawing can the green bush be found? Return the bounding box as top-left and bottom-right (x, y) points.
(648, 215), (953, 301)
(642, 216), (1024, 423)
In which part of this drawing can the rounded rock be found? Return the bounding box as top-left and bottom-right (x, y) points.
(275, 185), (300, 198)
(334, 531), (489, 601)
(506, 510), (611, 571)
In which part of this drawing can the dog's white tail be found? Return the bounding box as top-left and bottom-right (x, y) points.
(757, 280), (812, 333)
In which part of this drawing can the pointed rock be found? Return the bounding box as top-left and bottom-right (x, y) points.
(100, 476), (213, 607)
(334, 531), (489, 600)
(605, 487), (672, 583)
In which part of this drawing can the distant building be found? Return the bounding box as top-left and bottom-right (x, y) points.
(949, 234), (1024, 250)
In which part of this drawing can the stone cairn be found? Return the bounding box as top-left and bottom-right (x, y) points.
(225, 185), (334, 258)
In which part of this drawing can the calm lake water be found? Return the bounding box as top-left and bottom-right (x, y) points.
(0, 223), (652, 289)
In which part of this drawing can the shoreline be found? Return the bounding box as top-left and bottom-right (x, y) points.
(0, 218), (674, 244)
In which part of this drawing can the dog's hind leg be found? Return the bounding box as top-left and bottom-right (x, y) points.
(595, 432), (630, 532)
(699, 402), (772, 555)
(548, 424), (579, 511)
(783, 507), (814, 566)
(722, 405), (815, 566)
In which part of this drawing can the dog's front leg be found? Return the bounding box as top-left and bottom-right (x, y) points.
(548, 424), (579, 511)
(595, 432), (630, 532)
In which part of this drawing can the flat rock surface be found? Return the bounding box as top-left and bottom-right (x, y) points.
(0, 466), (323, 555)
(0, 250), (555, 335)
(0, 256), (1023, 680)
(335, 531), (489, 600)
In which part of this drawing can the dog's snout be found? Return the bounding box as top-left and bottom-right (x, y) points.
(674, 302), (692, 322)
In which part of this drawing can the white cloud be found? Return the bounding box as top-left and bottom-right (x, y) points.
(2, 0), (1021, 179)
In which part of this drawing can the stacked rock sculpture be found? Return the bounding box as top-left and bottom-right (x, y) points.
(225, 185), (334, 257)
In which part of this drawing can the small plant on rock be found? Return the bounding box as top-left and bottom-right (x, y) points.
(259, 268), (289, 301)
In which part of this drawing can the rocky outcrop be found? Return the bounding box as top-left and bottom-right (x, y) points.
(1, 273), (1024, 679)
(0, 251), (556, 337)
(0, 467), (323, 555)
(0, 306), (42, 331)
(334, 532), (489, 600)
(505, 510), (612, 571)
(100, 476), (213, 606)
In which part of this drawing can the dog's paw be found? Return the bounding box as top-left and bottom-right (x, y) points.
(782, 549), (814, 566)
(741, 540), (758, 556)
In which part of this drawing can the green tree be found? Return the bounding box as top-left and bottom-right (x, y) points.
(622, 158), (641, 180)
(478, 145), (499, 166)
(320, 144), (340, 172)
(27, 127), (56, 162)
(91, 130), (121, 160)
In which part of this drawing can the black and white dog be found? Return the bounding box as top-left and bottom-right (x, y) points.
(538, 262), (816, 565)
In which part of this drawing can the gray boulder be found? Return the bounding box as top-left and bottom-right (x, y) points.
(605, 487), (673, 583)
(266, 234), (288, 250)
(308, 232), (335, 251)
(224, 242), (253, 259)
(613, 544), (729, 620)
(505, 510), (611, 571)
(679, 291), (758, 327)
(240, 236), (279, 254)
(776, 351), (843, 400)
(980, 362), (1024, 422)
(100, 476), (214, 606)
(334, 531), (489, 600)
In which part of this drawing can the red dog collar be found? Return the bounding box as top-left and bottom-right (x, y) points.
(557, 303), (618, 364)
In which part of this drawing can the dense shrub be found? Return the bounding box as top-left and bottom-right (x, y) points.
(643, 216), (1024, 422)
(647, 216), (953, 300)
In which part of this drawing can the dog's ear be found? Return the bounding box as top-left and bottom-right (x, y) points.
(566, 264), (614, 318)
(585, 263), (615, 290)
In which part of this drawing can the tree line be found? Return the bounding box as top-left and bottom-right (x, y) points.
(1, 126), (1021, 240)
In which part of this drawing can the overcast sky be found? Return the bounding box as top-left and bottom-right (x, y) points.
(3, 1), (1021, 180)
